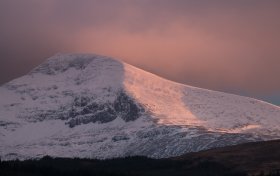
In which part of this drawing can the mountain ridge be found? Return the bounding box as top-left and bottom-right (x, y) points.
(0, 53), (279, 160)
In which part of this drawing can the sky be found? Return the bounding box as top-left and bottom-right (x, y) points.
(0, 0), (279, 105)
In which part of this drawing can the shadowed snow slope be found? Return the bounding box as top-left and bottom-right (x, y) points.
(0, 53), (279, 160)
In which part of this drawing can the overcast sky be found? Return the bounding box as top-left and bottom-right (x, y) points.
(0, 0), (279, 105)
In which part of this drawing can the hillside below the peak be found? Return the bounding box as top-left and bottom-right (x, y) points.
(1, 140), (280, 176)
(0, 53), (279, 160)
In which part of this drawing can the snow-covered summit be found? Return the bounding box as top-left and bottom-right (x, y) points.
(0, 53), (279, 160)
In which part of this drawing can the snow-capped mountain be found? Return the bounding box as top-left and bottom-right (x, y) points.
(0, 53), (279, 160)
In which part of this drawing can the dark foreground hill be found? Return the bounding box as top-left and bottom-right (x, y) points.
(1, 140), (280, 176)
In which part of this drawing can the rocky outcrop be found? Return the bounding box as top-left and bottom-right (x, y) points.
(30, 55), (95, 75)
(66, 90), (144, 127)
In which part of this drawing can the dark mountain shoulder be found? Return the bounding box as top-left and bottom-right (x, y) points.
(175, 139), (280, 175)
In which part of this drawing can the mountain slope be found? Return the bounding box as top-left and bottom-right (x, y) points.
(0, 53), (279, 160)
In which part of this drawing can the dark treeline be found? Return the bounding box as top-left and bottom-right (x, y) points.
(1, 140), (280, 176)
(0, 156), (245, 176)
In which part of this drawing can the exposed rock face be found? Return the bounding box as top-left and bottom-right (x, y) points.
(66, 90), (144, 127)
(30, 56), (94, 75)
(114, 91), (143, 122)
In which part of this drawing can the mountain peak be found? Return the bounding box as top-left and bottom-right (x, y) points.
(0, 53), (280, 160)
(30, 53), (122, 75)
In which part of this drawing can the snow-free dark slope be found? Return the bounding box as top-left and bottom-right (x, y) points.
(0, 53), (279, 160)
